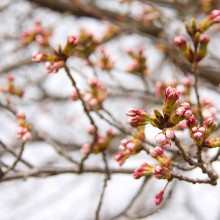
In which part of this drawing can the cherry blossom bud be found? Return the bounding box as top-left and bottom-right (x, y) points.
(155, 133), (167, 145)
(152, 165), (171, 179)
(155, 190), (164, 206)
(203, 118), (216, 130)
(133, 163), (154, 179)
(165, 129), (174, 139)
(22, 132), (32, 142)
(186, 115), (198, 129)
(174, 36), (187, 47)
(87, 124), (95, 135)
(165, 86), (180, 103)
(69, 90), (78, 100)
(209, 10), (220, 24)
(16, 112), (26, 119)
(67, 35), (79, 45)
(32, 51), (47, 63)
(114, 152), (129, 166)
(81, 143), (90, 154)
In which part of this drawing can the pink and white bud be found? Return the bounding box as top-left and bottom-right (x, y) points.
(67, 35), (79, 45)
(193, 132), (204, 141)
(22, 132), (32, 142)
(155, 133), (167, 145)
(165, 86), (180, 103)
(155, 190), (164, 206)
(69, 90), (78, 100)
(200, 34), (209, 44)
(81, 143), (90, 154)
(133, 162), (153, 179)
(174, 36), (187, 47)
(165, 129), (174, 139)
(16, 112), (26, 119)
(209, 10), (220, 24)
(32, 51), (47, 63)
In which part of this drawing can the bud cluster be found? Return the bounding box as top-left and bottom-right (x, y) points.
(70, 78), (107, 111)
(94, 47), (115, 71)
(115, 127), (145, 166)
(126, 107), (154, 127)
(20, 20), (52, 47)
(0, 74), (24, 98)
(155, 129), (174, 149)
(32, 51), (65, 74)
(16, 112), (31, 142)
(174, 10), (220, 63)
(150, 146), (171, 167)
(81, 125), (116, 154)
(126, 46), (148, 77)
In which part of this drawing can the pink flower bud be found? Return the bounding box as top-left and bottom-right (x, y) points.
(133, 163), (153, 179)
(32, 51), (47, 63)
(67, 35), (79, 45)
(87, 124), (95, 135)
(183, 109), (193, 119)
(203, 118), (216, 130)
(209, 10), (220, 23)
(69, 90), (78, 100)
(155, 133), (167, 145)
(193, 132), (203, 141)
(81, 143), (90, 154)
(7, 74), (14, 81)
(165, 86), (180, 103)
(180, 102), (191, 110)
(174, 36), (187, 47)
(165, 129), (174, 139)
(175, 107), (185, 117)
(16, 112), (26, 119)
(22, 132), (31, 142)
(155, 190), (164, 206)
(200, 34), (209, 44)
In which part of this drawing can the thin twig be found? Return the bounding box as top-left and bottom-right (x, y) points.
(64, 64), (98, 171)
(95, 151), (110, 220)
(0, 140), (33, 168)
(1, 142), (25, 177)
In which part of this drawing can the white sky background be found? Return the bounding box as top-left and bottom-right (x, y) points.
(0, 0), (220, 219)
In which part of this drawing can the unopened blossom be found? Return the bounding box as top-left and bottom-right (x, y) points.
(69, 90), (78, 101)
(186, 115), (198, 129)
(150, 146), (171, 167)
(133, 163), (155, 179)
(209, 10), (220, 24)
(190, 126), (206, 144)
(174, 36), (187, 48)
(67, 35), (79, 45)
(16, 113), (31, 142)
(45, 61), (65, 74)
(155, 129), (174, 149)
(170, 102), (193, 125)
(82, 127), (115, 154)
(152, 165), (171, 179)
(127, 108), (152, 127)
(155, 190), (164, 206)
(163, 86), (180, 116)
